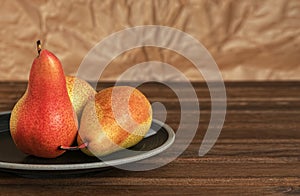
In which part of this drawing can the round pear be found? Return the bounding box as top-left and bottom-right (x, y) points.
(77, 86), (152, 156)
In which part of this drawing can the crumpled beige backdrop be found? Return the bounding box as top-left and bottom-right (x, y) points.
(0, 0), (299, 81)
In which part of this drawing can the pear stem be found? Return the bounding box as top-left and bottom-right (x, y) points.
(59, 142), (88, 151)
(37, 40), (42, 56)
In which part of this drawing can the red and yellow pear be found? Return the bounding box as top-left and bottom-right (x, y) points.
(9, 41), (78, 158)
(77, 86), (152, 156)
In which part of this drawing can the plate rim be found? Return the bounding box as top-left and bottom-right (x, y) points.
(0, 111), (175, 171)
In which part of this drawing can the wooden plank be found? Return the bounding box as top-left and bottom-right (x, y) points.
(0, 185), (298, 195)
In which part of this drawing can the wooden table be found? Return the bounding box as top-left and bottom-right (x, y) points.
(0, 81), (299, 195)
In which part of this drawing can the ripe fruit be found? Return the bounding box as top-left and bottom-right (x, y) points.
(65, 75), (96, 118)
(77, 86), (152, 156)
(9, 41), (78, 158)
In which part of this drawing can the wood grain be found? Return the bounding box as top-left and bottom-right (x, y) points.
(0, 81), (299, 195)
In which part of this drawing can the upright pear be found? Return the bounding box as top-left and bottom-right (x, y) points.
(10, 41), (78, 158)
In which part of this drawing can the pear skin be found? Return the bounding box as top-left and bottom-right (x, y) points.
(65, 76), (96, 118)
(10, 46), (78, 158)
(77, 86), (152, 157)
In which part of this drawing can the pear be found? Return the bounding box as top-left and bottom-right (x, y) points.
(77, 86), (152, 156)
(65, 76), (96, 119)
(9, 41), (78, 158)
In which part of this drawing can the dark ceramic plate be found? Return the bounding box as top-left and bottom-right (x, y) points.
(0, 111), (175, 178)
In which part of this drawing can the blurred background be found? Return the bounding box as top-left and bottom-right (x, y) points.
(0, 0), (299, 81)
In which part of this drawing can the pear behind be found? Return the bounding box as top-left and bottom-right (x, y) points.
(65, 76), (96, 118)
